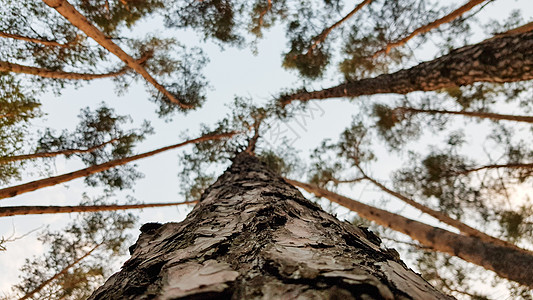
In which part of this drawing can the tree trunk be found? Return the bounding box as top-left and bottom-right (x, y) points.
(307, 0), (373, 53)
(42, 0), (193, 109)
(0, 61), (128, 80)
(0, 132), (235, 200)
(396, 107), (533, 123)
(0, 138), (119, 164)
(372, 0), (487, 57)
(0, 31), (76, 47)
(356, 172), (522, 250)
(89, 152), (451, 299)
(287, 179), (533, 288)
(0, 201), (196, 217)
(20, 243), (101, 300)
(280, 30), (533, 106)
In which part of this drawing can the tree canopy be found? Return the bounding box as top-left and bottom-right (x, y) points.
(0, 0), (532, 299)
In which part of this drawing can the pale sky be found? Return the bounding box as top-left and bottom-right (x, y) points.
(1, 0), (532, 297)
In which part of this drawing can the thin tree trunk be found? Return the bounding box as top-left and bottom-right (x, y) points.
(89, 152), (452, 299)
(453, 162), (533, 176)
(0, 138), (119, 164)
(42, 0), (193, 109)
(354, 170), (524, 251)
(257, 0), (272, 28)
(0, 132), (236, 200)
(307, 0), (372, 53)
(279, 30), (533, 106)
(0, 31), (77, 48)
(286, 179), (533, 288)
(0, 61), (129, 80)
(491, 21), (533, 39)
(0, 201), (197, 217)
(20, 243), (101, 300)
(372, 0), (488, 57)
(396, 106), (533, 123)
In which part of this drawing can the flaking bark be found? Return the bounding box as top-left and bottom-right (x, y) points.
(90, 152), (451, 299)
(280, 30), (533, 106)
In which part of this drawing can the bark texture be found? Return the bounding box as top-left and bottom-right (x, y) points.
(287, 179), (533, 288)
(280, 31), (533, 106)
(90, 153), (451, 299)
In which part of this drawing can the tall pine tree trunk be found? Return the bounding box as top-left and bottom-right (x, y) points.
(280, 30), (533, 106)
(287, 179), (533, 288)
(90, 153), (451, 299)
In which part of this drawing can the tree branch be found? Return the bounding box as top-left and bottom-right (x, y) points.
(0, 31), (79, 48)
(279, 30), (533, 106)
(42, 0), (194, 109)
(372, 0), (488, 57)
(19, 243), (101, 300)
(0, 138), (120, 164)
(0, 132), (237, 200)
(0, 201), (197, 217)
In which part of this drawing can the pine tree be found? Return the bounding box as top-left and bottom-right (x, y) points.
(89, 152), (453, 299)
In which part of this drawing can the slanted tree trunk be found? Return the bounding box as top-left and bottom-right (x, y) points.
(372, 0), (488, 57)
(0, 138), (120, 164)
(287, 179), (533, 288)
(89, 152), (451, 299)
(42, 0), (193, 109)
(0, 31), (77, 47)
(20, 243), (101, 300)
(354, 169), (522, 250)
(0, 132), (236, 200)
(0, 201), (196, 217)
(0, 61), (129, 80)
(394, 106), (533, 123)
(306, 0), (373, 54)
(280, 30), (533, 106)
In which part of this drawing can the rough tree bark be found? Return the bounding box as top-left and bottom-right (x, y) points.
(287, 179), (533, 288)
(89, 152), (452, 299)
(280, 30), (533, 106)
